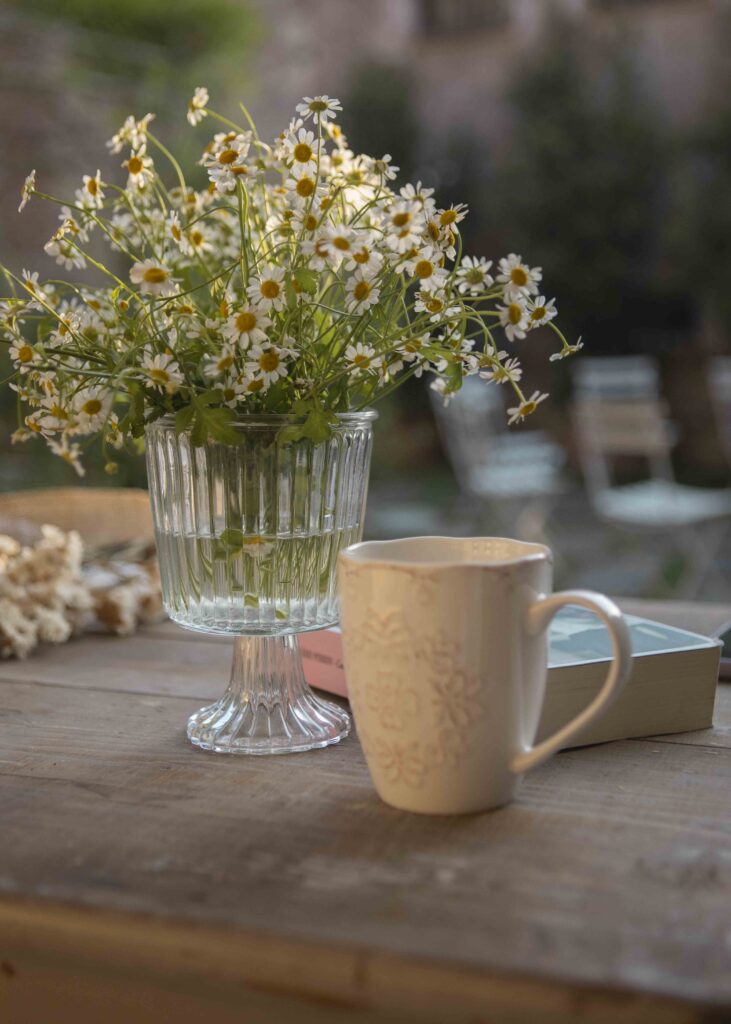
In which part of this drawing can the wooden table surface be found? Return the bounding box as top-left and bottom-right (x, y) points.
(2, 599), (731, 1024)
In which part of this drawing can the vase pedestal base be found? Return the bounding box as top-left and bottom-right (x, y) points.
(186, 633), (350, 755)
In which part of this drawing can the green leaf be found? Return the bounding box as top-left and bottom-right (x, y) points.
(174, 404), (195, 433)
(293, 267), (319, 295)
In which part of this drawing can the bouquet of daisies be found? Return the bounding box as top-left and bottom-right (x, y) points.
(1, 89), (582, 476)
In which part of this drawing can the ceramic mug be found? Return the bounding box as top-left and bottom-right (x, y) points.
(338, 537), (632, 815)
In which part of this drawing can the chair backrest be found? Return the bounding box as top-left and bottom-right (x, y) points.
(429, 375), (507, 492)
(572, 356), (677, 494)
(707, 356), (731, 464)
(572, 355), (660, 400)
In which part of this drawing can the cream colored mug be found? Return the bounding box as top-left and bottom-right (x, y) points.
(338, 537), (632, 815)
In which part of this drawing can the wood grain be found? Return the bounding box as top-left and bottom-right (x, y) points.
(1, 599), (731, 1022)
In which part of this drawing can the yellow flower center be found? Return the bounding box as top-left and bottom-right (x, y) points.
(190, 230), (204, 246)
(82, 398), (102, 415)
(353, 354), (371, 368)
(17, 345), (34, 363)
(510, 267), (528, 287)
(440, 209), (458, 226)
(218, 354), (234, 371)
(247, 378), (264, 393)
(508, 303), (523, 325)
(466, 268), (484, 285)
(149, 368), (170, 384)
(414, 260), (434, 279)
(353, 281), (371, 302)
(353, 248), (370, 264)
(143, 267), (168, 284)
(521, 401), (537, 416)
(231, 165), (249, 176)
(531, 307), (546, 322)
(171, 222), (182, 241)
(218, 148), (239, 165)
(296, 177), (316, 198)
(293, 142), (313, 163)
(425, 298), (443, 314)
(308, 100), (328, 113)
(127, 156), (144, 176)
(236, 311), (257, 332)
(223, 387), (236, 402)
(303, 213), (318, 231)
(260, 280), (280, 300)
(332, 236), (350, 251)
(87, 178), (99, 196)
(259, 351), (280, 373)
(404, 338), (422, 353)
(392, 212), (410, 228)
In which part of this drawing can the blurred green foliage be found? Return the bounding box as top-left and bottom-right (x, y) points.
(341, 63), (420, 182)
(489, 21), (675, 350)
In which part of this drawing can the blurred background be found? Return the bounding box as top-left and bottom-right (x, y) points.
(3, 0), (731, 599)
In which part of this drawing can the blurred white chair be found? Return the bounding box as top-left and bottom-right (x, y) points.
(708, 356), (731, 466)
(573, 357), (731, 597)
(430, 375), (565, 542)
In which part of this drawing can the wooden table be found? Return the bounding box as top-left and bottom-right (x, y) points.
(2, 600), (731, 1024)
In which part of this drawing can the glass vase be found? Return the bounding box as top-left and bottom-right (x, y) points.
(145, 412), (375, 754)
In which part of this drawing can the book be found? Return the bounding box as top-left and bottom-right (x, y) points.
(300, 609), (721, 749)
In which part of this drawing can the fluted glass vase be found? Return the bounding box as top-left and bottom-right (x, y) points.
(145, 412), (375, 754)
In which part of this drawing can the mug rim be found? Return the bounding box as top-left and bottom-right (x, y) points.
(339, 536), (552, 571)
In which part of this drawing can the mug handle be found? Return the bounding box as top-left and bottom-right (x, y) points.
(511, 590), (632, 775)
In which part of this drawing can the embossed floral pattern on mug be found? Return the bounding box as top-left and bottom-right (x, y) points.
(345, 604), (486, 787)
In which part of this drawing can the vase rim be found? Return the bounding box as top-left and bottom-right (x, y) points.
(151, 409), (378, 427)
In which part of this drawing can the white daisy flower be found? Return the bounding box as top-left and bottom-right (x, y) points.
(457, 256), (494, 295)
(345, 342), (381, 376)
(44, 233), (86, 271)
(508, 390), (548, 425)
(480, 355), (523, 385)
(141, 352), (184, 393)
(48, 437), (85, 477)
(219, 374), (248, 408)
(550, 339), (584, 362)
(284, 127), (318, 167)
(402, 246), (448, 287)
(437, 204), (468, 228)
(222, 306), (271, 348)
(371, 154), (399, 181)
(497, 254), (542, 298)
(75, 170), (104, 210)
(400, 334), (431, 378)
(123, 149), (155, 190)
(246, 266), (286, 311)
(344, 234), (382, 277)
(18, 169), (36, 213)
(399, 181), (435, 211)
(318, 225), (357, 267)
(203, 347), (236, 378)
(384, 201), (425, 253)
(295, 95), (342, 125)
(245, 343), (290, 386)
(527, 296), (558, 328)
(9, 341), (39, 371)
(187, 86), (210, 126)
(498, 297), (530, 342)
(286, 166), (321, 205)
(345, 271), (381, 312)
(429, 377), (456, 406)
(130, 259), (176, 296)
(72, 387), (111, 432)
(107, 113), (154, 154)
